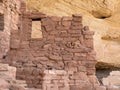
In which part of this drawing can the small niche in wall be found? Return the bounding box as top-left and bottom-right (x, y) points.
(31, 19), (43, 39)
(0, 14), (4, 31)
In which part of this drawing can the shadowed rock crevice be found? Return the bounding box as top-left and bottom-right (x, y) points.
(96, 62), (120, 70)
(96, 62), (120, 85)
(92, 10), (112, 19)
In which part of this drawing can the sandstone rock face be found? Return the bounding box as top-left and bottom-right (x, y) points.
(27, 0), (120, 67)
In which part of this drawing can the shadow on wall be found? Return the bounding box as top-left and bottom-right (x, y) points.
(96, 61), (120, 85)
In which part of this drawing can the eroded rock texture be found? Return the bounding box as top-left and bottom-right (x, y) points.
(27, 0), (120, 68)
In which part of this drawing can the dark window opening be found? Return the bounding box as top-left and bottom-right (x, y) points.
(0, 14), (4, 31)
(98, 16), (111, 19)
(99, 16), (107, 19)
(32, 18), (41, 21)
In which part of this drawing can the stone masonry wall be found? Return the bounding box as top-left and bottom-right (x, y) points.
(1, 1), (120, 90)
(4, 9), (97, 89)
(0, 0), (99, 89)
(0, 0), (21, 57)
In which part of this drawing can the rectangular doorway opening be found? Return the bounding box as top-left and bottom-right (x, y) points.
(0, 14), (4, 31)
(31, 18), (43, 39)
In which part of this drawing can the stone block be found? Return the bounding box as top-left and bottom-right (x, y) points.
(0, 53), (3, 59)
(32, 79), (39, 85)
(23, 68), (33, 75)
(71, 21), (82, 26)
(56, 25), (69, 30)
(41, 18), (54, 26)
(55, 38), (63, 41)
(70, 25), (83, 30)
(95, 86), (106, 90)
(62, 16), (72, 21)
(87, 68), (95, 75)
(88, 75), (100, 85)
(0, 79), (9, 89)
(49, 30), (59, 35)
(48, 55), (62, 60)
(70, 85), (80, 90)
(70, 83), (93, 90)
(9, 84), (26, 90)
(77, 66), (86, 72)
(103, 76), (120, 86)
(83, 26), (89, 31)
(10, 39), (20, 49)
(44, 25), (54, 31)
(86, 54), (96, 61)
(72, 14), (82, 22)
(36, 57), (49, 61)
(82, 30), (94, 35)
(63, 55), (72, 61)
(0, 64), (8, 71)
(84, 35), (93, 39)
(16, 75), (25, 80)
(51, 16), (61, 21)
(62, 20), (71, 26)
(32, 69), (40, 76)
(84, 39), (94, 48)
(71, 33), (81, 37)
(68, 30), (81, 34)
(107, 86), (120, 90)
(30, 12), (46, 19)
(110, 71), (120, 76)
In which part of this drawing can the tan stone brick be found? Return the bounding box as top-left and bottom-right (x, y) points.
(51, 16), (61, 21)
(62, 16), (72, 21)
(48, 55), (62, 60)
(107, 86), (120, 90)
(62, 21), (71, 26)
(95, 86), (106, 90)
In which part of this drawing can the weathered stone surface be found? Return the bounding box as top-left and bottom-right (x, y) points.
(110, 71), (120, 76)
(95, 86), (106, 90)
(9, 84), (26, 90)
(0, 64), (8, 71)
(107, 86), (120, 90)
(0, 0), (21, 53)
(0, 79), (9, 89)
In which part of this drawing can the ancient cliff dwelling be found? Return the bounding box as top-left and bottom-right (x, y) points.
(0, 0), (120, 90)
